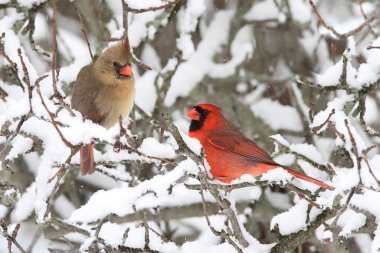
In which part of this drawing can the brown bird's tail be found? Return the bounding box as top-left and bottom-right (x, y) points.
(80, 144), (95, 175)
(284, 167), (335, 191)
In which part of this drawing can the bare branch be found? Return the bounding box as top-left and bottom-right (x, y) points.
(308, 0), (380, 39)
(125, 0), (182, 14)
(75, 6), (94, 60)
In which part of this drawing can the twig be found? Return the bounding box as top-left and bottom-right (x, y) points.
(75, 6), (94, 60)
(44, 148), (79, 219)
(367, 45), (380, 50)
(35, 75), (73, 148)
(198, 172), (249, 248)
(117, 116), (175, 164)
(126, 0), (182, 13)
(51, 0), (60, 98)
(121, 0), (152, 70)
(161, 113), (201, 163)
(361, 145), (380, 188)
(0, 47), (18, 72)
(26, 226), (43, 253)
(142, 212), (150, 250)
(356, 0), (379, 37)
(311, 109), (335, 133)
(17, 49), (33, 113)
(308, 0), (380, 39)
(0, 220), (26, 253)
(0, 45), (24, 91)
(199, 188), (243, 253)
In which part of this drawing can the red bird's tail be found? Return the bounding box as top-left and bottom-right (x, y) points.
(284, 167), (334, 190)
(80, 144), (95, 175)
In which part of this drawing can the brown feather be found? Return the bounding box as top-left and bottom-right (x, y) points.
(72, 43), (135, 175)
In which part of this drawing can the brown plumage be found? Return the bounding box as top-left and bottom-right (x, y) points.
(72, 42), (135, 175)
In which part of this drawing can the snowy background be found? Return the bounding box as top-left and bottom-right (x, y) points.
(0, 0), (380, 252)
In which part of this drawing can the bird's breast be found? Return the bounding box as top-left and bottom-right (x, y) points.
(96, 82), (135, 128)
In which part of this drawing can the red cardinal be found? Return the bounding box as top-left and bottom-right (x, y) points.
(187, 104), (334, 190)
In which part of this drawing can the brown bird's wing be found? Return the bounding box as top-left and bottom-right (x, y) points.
(206, 127), (279, 166)
(71, 65), (105, 124)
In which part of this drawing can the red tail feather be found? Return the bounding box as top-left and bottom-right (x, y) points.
(80, 144), (95, 175)
(284, 167), (334, 190)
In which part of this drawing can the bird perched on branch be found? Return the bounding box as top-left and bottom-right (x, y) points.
(72, 39), (135, 175)
(187, 104), (334, 190)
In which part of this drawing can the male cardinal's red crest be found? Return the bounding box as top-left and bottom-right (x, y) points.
(187, 104), (334, 190)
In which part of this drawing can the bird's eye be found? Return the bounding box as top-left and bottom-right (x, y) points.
(112, 61), (118, 68)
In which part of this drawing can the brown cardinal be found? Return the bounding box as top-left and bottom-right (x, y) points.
(187, 104), (334, 190)
(72, 41), (135, 175)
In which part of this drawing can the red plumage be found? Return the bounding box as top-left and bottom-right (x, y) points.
(187, 104), (334, 190)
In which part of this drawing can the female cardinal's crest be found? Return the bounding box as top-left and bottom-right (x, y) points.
(122, 37), (130, 52)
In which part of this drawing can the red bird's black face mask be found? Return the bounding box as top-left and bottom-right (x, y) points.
(188, 106), (210, 132)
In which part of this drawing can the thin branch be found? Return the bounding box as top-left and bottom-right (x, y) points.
(17, 49), (33, 113)
(199, 189), (242, 253)
(356, 0), (379, 37)
(121, 0), (152, 70)
(311, 109), (335, 133)
(367, 45), (380, 50)
(308, 0), (380, 39)
(125, 0), (182, 13)
(35, 75), (74, 148)
(0, 220), (26, 253)
(51, 0), (60, 97)
(198, 172), (249, 248)
(75, 6), (94, 60)
(44, 147), (79, 219)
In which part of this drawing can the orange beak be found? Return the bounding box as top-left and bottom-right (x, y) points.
(119, 65), (133, 77)
(187, 108), (200, 121)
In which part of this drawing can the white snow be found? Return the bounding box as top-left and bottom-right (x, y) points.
(135, 70), (158, 114)
(337, 209), (366, 237)
(165, 10), (235, 106)
(244, 0), (280, 21)
(260, 167), (293, 185)
(1, 0), (380, 251)
(5, 135), (33, 160)
(138, 137), (176, 159)
(271, 200), (309, 235)
(251, 99), (303, 131)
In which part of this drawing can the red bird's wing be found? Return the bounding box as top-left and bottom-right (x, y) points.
(206, 127), (278, 166)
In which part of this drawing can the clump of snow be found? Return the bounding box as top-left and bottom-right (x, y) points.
(315, 58), (343, 87)
(270, 134), (290, 147)
(244, 0), (280, 21)
(260, 167), (293, 185)
(290, 143), (324, 164)
(138, 137), (176, 159)
(69, 159), (198, 223)
(5, 135), (33, 160)
(177, 0), (206, 59)
(251, 99), (303, 131)
(11, 183), (37, 222)
(270, 200), (309, 235)
(165, 10), (235, 106)
(316, 50), (378, 89)
(135, 70), (158, 114)
(17, 0), (45, 8)
(337, 209), (366, 237)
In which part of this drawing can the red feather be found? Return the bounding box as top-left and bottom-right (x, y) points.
(188, 104), (334, 191)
